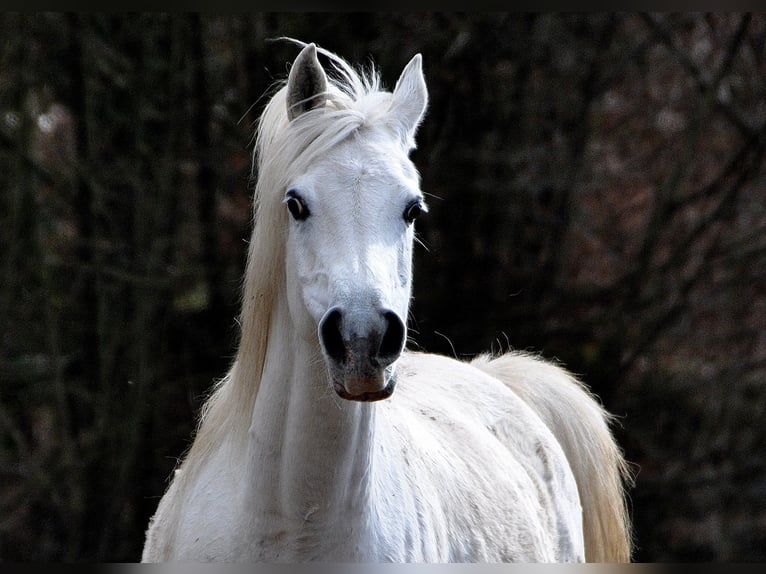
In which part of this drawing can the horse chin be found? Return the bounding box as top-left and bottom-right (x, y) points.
(331, 369), (397, 402)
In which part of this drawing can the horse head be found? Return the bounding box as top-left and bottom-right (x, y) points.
(282, 43), (428, 401)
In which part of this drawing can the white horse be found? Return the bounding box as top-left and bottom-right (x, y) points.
(141, 41), (632, 563)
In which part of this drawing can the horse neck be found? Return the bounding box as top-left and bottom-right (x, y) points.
(245, 291), (377, 525)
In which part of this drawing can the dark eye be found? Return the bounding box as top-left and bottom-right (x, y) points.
(285, 190), (310, 221)
(403, 199), (426, 224)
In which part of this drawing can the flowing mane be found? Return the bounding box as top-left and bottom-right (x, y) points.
(147, 47), (398, 556)
(179, 44), (394, 480)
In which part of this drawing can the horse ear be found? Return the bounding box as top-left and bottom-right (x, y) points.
(389, 54), (428, 147)
(286, 43), (328, 121)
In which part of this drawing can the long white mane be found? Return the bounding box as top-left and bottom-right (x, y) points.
(175, 42), (402, 487)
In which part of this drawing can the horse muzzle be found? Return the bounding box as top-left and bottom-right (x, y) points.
(319, 305), (405, 402)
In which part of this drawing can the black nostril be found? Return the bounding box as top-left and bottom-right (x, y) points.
(319, 307), (346, 365)
(377, 311), (405, 364)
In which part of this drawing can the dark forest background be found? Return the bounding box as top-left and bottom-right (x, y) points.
(1, 13), (765, 562)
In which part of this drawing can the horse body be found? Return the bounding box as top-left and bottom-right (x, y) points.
(146, 338), (583, 561)
(141, 41), (630, 563)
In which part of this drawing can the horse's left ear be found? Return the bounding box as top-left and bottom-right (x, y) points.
(286, 43), (328, 121)
(389, 54), (428, 148)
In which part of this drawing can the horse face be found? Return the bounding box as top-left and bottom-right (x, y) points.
(284, 135), (426, 401)
(280, 43), (428, 402)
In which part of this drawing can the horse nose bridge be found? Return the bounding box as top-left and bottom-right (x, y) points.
(344, 296), (386, 335)
(327, 239), (398, 294)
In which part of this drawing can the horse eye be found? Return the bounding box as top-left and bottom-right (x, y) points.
(285, 191), (310, 221)
(403, 199), (426, 224)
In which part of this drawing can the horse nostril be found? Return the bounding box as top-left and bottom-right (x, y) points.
(319, 307), (346, 365)
(377, 311), (405, 365)
(320, 307), (405, 369)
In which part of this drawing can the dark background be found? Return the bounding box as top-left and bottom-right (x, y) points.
(1, 13), (765, 562)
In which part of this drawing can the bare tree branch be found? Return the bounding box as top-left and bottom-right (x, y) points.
(641, 13), (757, 139)
(0, 127), (56, 186)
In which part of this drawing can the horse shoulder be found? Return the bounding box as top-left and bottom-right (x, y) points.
(142, 444), (249, 561)
(384, 351), (584, 561)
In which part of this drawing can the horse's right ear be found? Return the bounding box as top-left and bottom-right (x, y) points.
(286, 43), (328, 121)
(388, 54), (428, 149)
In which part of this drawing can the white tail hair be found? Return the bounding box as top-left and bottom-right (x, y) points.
(471, 351), (633, 562)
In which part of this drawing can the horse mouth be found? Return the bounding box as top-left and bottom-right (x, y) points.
(332, 373), (396, 402)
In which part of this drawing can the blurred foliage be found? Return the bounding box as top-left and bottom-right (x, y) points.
(1, 13), (765, 562)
